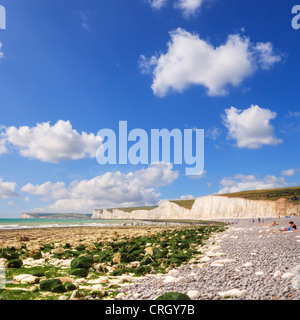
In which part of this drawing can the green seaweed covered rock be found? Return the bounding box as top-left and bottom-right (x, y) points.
(68, 268), (89, 277)
(155, 292), (191, 300)
(51, 284), (67, 293)
(6, 258), (23, 268)
(64, 282), (77, 291)
(134, 265), (151, 276)
(40, 279), (63, 291)
(70, 255), (93, 269)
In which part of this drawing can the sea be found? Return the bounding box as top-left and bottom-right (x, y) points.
(0, 218), (171, 230)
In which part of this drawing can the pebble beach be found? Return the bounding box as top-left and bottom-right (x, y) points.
(120, 217), (300, 300)
(0, 217), (299, 300)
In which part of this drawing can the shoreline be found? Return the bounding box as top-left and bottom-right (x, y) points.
(0, 223), (225, 300)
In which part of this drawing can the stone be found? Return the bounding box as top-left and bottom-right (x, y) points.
(56, 277), (74, 284)
(281, 273), (295, 279)
(255, 272), (264, 276)
(128, 261), (140, 268)
(119, 275), (133, 283)
(163, 276), (177, 284)
(112, 253), (121, 264)
(74, 278), (87, 284)
(89, 277), (109, 284)
(91, 284), (104, 291)
(145, 247), (154, 256)
(14, 274), (33, 283)
(273, 271), (282, 278)
(218, 289), (247, 298)
(213, 259), (234, 264)
(199, 256), (211, 263)
(175, 276), (187, 283)
(243, 262), (253, 267)
(210, 262), (224, 267)
(168, 269), (180, 276)
(116, 293), (125, 300)
(187, 290), (201, 299)
(206, 252), (226, 257)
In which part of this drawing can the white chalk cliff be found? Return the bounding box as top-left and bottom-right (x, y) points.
(92, 196), (299, 220)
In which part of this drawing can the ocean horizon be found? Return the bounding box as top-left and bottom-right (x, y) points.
(0, 218), (171, 230)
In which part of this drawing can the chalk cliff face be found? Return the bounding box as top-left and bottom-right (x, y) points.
(92, 196), (299, 220)
(190, 196), (298, 219)
(92, 201), (190, 220)
(21, 213), (35, 219)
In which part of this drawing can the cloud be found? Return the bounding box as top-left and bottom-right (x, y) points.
(3, 120), (102, 162)
(286, 111), (300, 118)
(0, 137), (8, 155)
(22, 164), (179, 213)
(147, 0), (168, 9)
(0, 178), (19, 199)
(218, 174), (289, 194)
(147, 0), (212, 17)
(281, 169), (296, 177)
(139, 29), (281, 97)
(223, 105), (282, 149)
(79, 11), (90, 31)
(0, 42), (4, 59)
(180, 194), (194, 200)
(174, 0), (211, 18)
(254, 42), (282, 70)
(206, 127), (221, 140)
(22, 181), (69, 200)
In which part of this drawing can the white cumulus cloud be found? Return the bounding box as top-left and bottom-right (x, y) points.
(174, 0), (211, 18)
(223, 105), (282, 149)
(218, 174), (288, 194)
(0, 178), (19, 199)
(22, 164), (179, 213)
(139, 29), (281, 97)
(281, 169), (296, 177)
(3, 120), (102, 162)
(147, 0), (168, 10)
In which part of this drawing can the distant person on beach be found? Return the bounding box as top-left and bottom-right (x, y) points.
(258, 217), (261, 223)
(271, 221), (278, 226)
(280, 221), (297, 232)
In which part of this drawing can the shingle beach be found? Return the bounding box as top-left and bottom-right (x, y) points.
(121, 217), (300, 300)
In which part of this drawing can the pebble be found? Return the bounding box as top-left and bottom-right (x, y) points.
(120, 217), (300, 300)
(187, 290), (201, 299)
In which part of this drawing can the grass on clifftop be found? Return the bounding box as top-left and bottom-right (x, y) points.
(99, 187), (300, 213)
(218, 186), (300, 202)
(172, 186), (300, 208)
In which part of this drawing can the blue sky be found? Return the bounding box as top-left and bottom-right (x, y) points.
(0, 0), (299, 217)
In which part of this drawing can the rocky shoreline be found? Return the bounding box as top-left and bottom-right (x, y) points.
(120, 217), (300, 300)
(0, 223), (225, 300)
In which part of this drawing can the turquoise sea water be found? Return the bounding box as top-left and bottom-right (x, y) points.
(0, 218), (167, 230)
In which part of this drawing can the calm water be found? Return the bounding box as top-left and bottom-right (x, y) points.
(0, 218), (168, 230)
